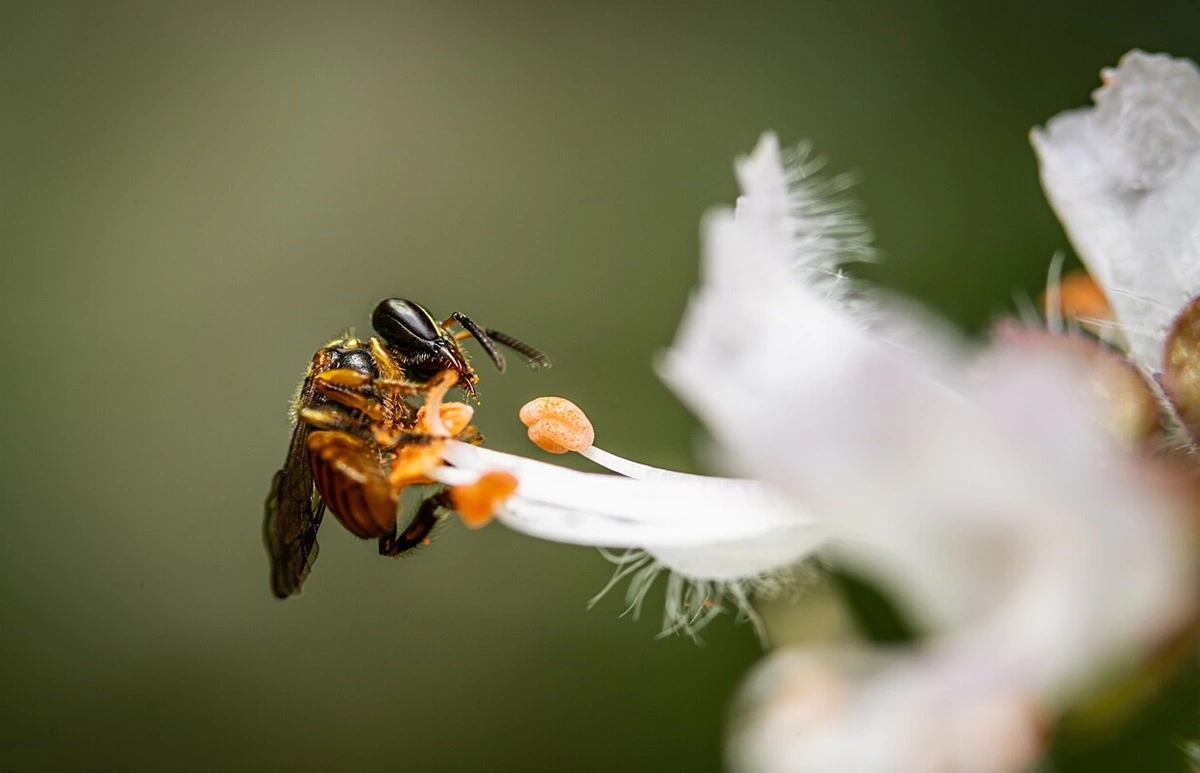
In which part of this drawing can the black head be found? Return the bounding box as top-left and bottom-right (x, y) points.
(371, 298), (476, 390)
(371, 299), (440, 350)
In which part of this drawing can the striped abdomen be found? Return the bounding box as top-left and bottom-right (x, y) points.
(306, 431), (398, 539)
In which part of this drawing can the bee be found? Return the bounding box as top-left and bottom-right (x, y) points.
(264, 298), (549, 599)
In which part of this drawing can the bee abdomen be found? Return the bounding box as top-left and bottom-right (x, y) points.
(307, 431), (398, 539)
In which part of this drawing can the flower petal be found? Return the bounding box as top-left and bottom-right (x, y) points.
(735, 132), (876, 297)
(731, 649), (1047, 773)
(1032, 50), (1200, 373)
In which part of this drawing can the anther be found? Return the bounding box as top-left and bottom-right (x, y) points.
(389, 443), (444, 491)
(417, 401), (475, 437)
(421, 370), (460, 437)
(389, 372), (477, 491)
(519, 397), (595, 454)
(450, 471), (519, 529)
(1043, 269), (1112, 323)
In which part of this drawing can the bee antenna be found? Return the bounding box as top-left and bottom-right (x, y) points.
(484, 329), (551, 369)
(450, 312), (506, 373)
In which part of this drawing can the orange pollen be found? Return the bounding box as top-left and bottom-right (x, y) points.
(519, 397), (595, 454)
(450, 471), (519, 529)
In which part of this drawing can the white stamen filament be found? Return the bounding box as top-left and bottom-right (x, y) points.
(435, 441), (812, 548)
(578, 445), (718, 483)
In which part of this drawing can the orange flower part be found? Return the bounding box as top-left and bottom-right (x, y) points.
(1044, 269), (1112, 323)
(519, 397), (595, 454)
(450, 471), (519, 529)
(417, 370), (460, 437)
(417, 401), (475, 437)
(388, 440), (446, 491)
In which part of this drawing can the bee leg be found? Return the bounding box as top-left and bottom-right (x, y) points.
(313, 369), (383, 420)
(378, 490), (451, 557)
(299, 407), (371, 434)
(372, 378), (436, 394)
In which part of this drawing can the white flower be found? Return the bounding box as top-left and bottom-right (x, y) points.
(726, 344), (1193, 773)
(1032, 50), (1200, 375)
(437, 134), (875, 637)
(435, 127), (1195, 771)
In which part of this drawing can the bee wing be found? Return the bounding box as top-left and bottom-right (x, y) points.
(264, 419), (327, 598)
(264, 344), (346, 598)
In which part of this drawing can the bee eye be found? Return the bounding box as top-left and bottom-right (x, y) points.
(371, 298), (441, 353)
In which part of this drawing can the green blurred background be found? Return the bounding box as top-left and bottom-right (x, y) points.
(3, 3), (1199, 771)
